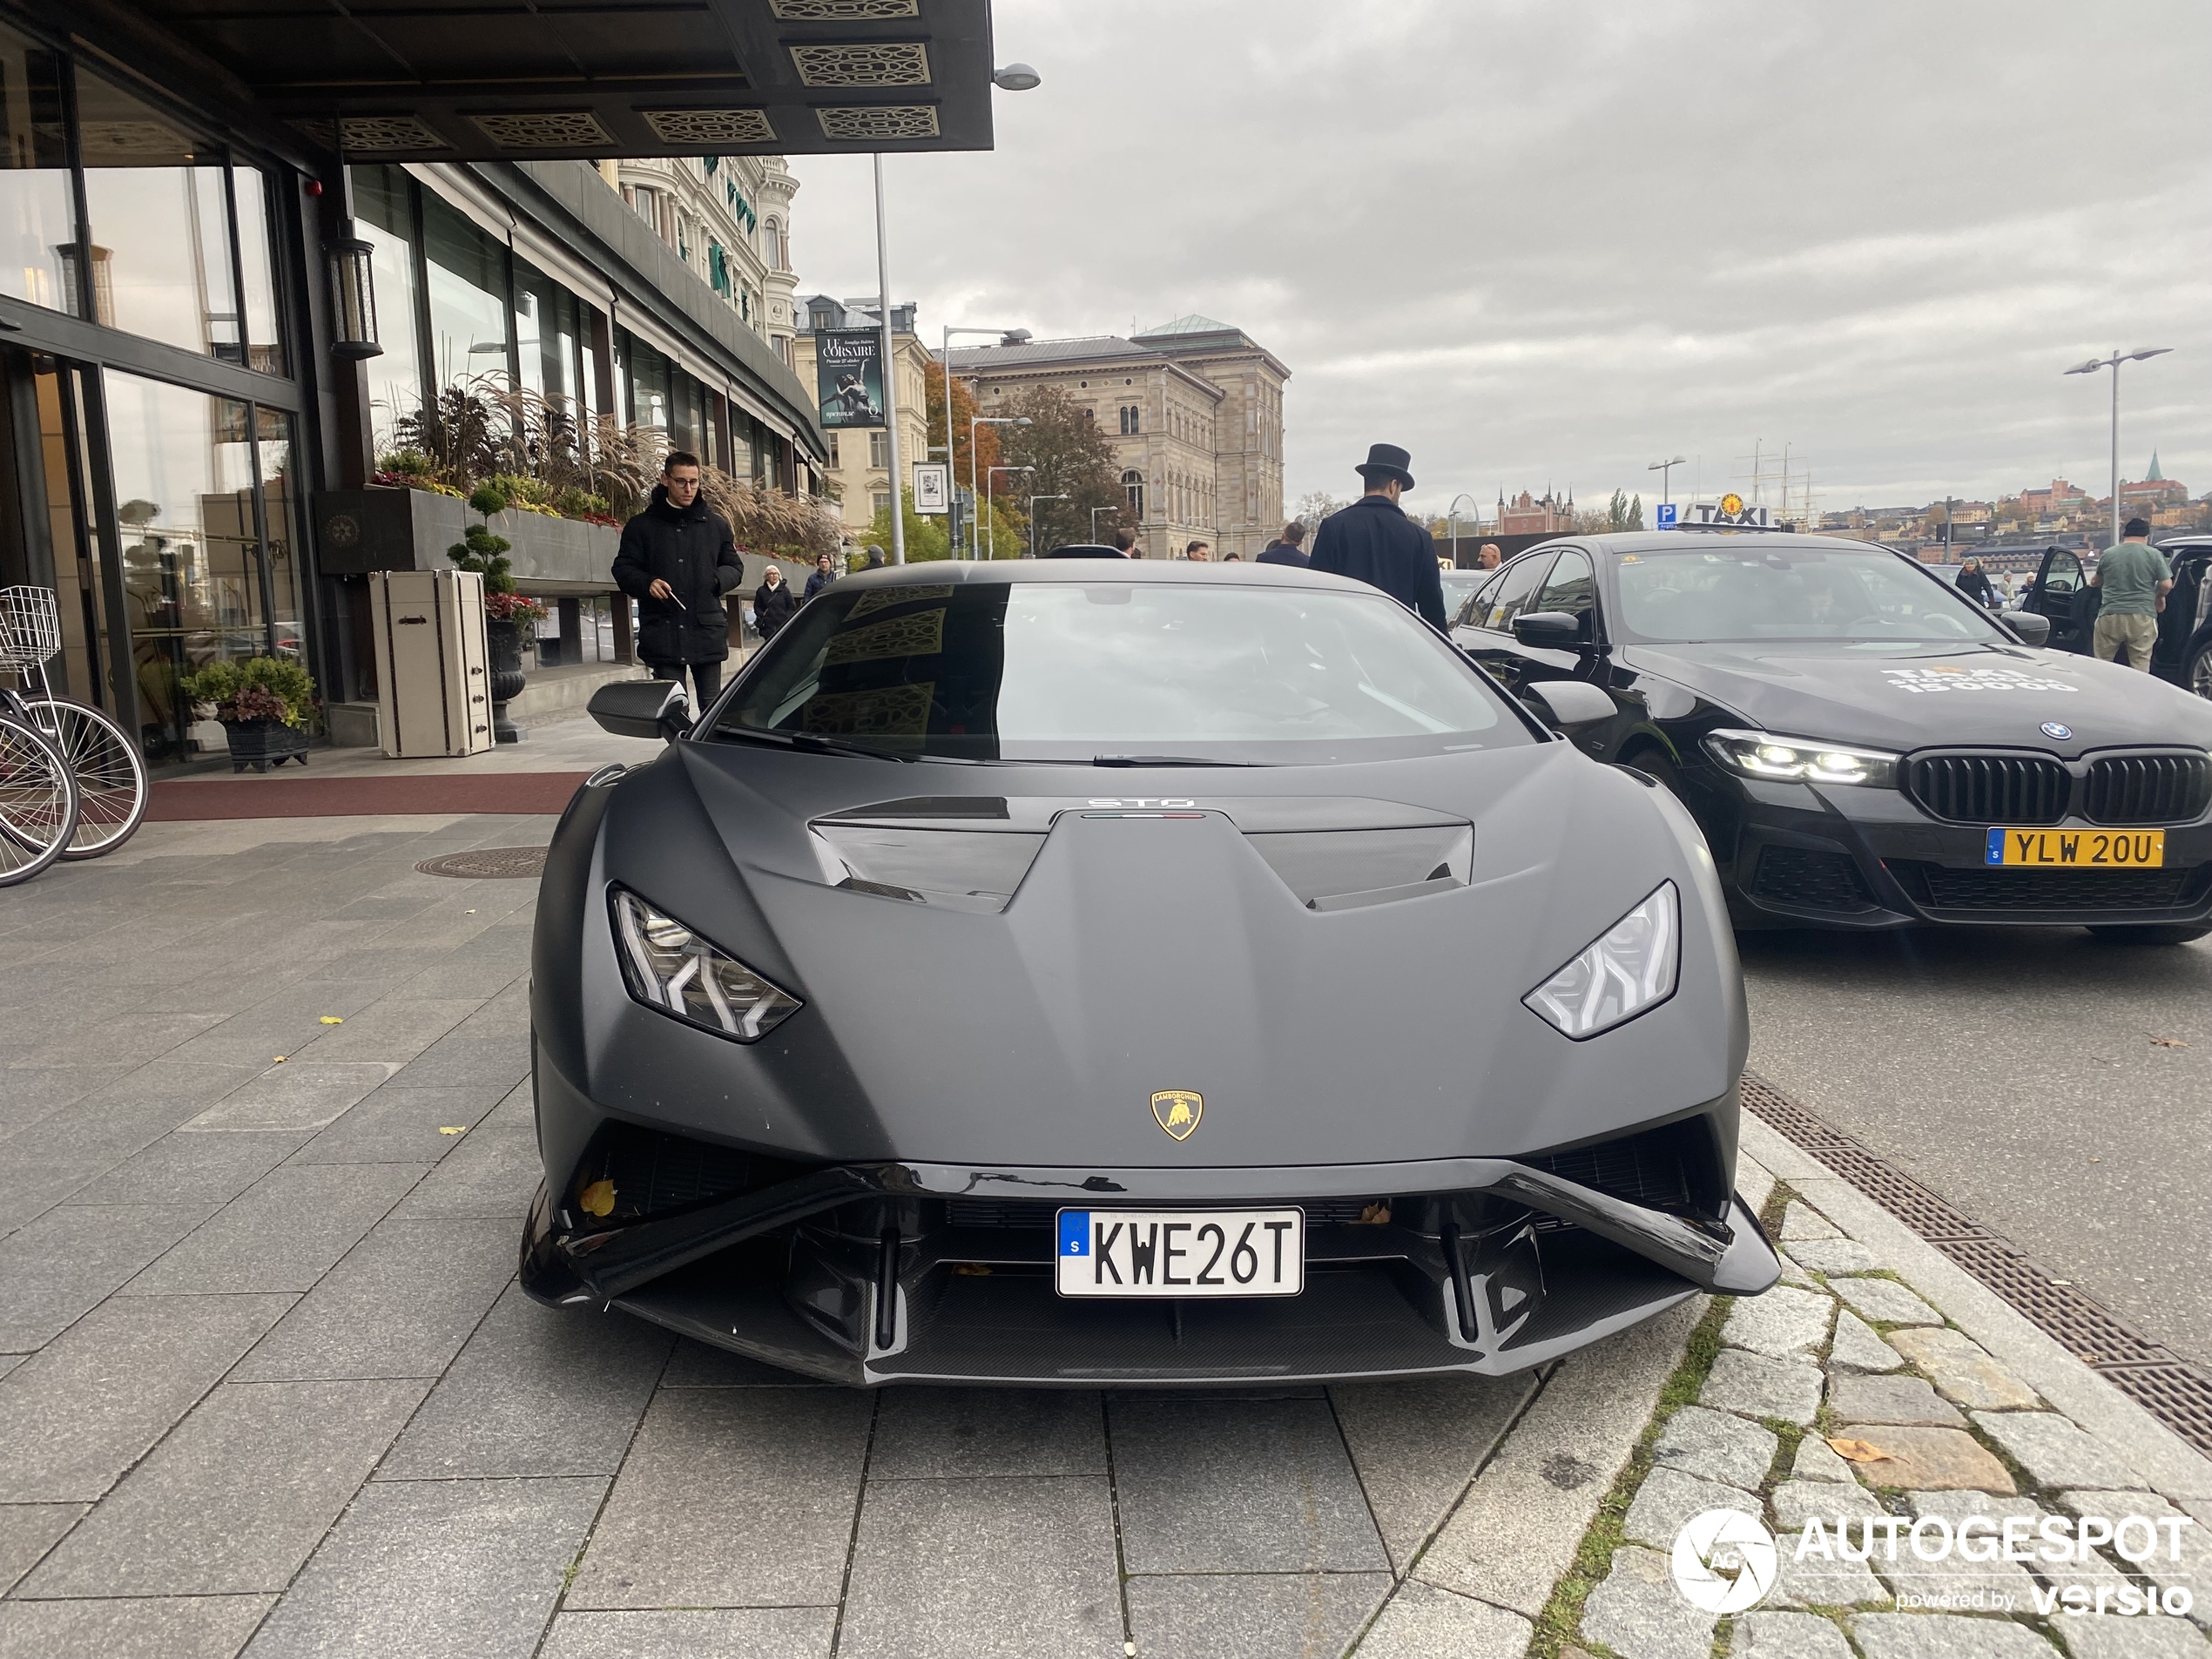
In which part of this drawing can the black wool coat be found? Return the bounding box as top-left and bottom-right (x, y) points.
(754, 577), (798, 639)
(1307, 494), (1447, 629)
(611, 487), (742, 665)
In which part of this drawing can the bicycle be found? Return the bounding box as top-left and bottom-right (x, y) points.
(0, 708), (77, 889)
(0, 585), (149, 860)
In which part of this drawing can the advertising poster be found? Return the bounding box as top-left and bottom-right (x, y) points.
(914, 463), (949, 515)
(814, 329), (885, 428)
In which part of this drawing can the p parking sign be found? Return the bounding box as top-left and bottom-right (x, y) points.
(1656, 502), (1678, 529)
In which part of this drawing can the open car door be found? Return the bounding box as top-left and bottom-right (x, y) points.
(2021, 547), (2094, 654)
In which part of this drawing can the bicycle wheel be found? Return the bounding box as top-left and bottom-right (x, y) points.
(19, 694), (149, 858)
(0, 714), (78, 887)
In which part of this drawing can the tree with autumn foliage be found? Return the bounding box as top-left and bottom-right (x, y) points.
(925, 362), (1002, 508)
(995, 384), (1127, 553)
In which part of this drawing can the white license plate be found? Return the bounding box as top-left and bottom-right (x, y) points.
(1055, 1208), (1304, 1298)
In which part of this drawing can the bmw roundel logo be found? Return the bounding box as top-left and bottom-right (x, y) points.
(2040, 722), (2072, 741)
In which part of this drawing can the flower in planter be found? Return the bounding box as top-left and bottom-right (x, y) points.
(485, 590), (548, 624)
(178, 655), (319, 730)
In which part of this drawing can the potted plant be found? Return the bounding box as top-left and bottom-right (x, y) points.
(179, 656), (319, 772)
(447, 483), (546, 742)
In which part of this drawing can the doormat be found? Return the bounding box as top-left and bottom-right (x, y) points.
(148, 772), (590, 820)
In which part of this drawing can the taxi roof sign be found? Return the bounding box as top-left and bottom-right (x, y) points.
(1675, 500), (1777, 530)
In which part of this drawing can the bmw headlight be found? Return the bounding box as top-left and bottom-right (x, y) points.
(1525, 882), (1679, 1040)
(610, 889), (800, 1042)
(1703, 727), (1898, 787)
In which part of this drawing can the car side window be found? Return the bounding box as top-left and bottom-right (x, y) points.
(2042, 551), (2082, 596)
(1534, 550), (1596, 631)
(1481, 555), (1554, 632)
(1460, 570), (1507, 628)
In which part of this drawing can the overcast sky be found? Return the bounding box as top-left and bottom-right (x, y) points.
(787, 0), (2211, 523)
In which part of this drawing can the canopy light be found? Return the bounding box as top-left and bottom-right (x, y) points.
(327, 226), (382, 361)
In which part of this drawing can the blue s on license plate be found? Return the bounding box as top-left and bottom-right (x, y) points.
(1055, 1208), (1304, 1298)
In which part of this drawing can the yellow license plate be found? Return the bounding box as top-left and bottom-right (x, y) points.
(1986, 828), (2167, 867)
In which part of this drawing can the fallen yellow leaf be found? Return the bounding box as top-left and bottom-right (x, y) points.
(1826, 1437), (1892, 1463)
(579, 1179), (616, 1217)
(273, 1055), (286, 1063)
(438, 1126), (467, 1136)
(320, 1016), (344, 1025)
(2151, 1036), (2188, 1049)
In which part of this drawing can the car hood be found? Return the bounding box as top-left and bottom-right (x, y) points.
(1625, 638), (2212, 756)
(567, 739), (1745, 1172)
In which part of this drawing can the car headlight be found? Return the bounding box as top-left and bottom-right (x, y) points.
(1703, 727), (1898, 787)
(1524, 882), (1679, 1040)
(610, 889), (800, 1042)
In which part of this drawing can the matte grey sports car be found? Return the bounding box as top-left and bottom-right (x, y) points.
(523, 561), (1778, 1385)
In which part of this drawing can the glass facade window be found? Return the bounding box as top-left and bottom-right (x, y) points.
(232, 167), (285, 376)
(75, 69), (238, 359)
(627, 332), (671, 433)
(105, 370), (271, 762)
(352, 164), (423, 448)
(0, 24), (72, 314)
(514, 259), (581, 408)
(422, 193), (509, 390)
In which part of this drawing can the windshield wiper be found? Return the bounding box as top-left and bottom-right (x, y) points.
(1090, 754), (1270, 767)
(718, 726), (915, 762)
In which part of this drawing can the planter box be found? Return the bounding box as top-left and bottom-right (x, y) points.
(313, 486), (622, 591)
(224, 718), (310, 773)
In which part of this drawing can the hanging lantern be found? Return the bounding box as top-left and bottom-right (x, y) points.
(327, 225), (382, 361)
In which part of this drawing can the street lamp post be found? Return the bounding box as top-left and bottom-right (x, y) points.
(1444, 491), (1481, 567)
(1089, 504), (1118, 543)
(987, 466), (1033, 560)
(1647, 455), (1688, 508)
(2065, 348), (2173, 549)
(1028, 494), (1068, 558)
(867, 155), (907, 564)
(939, 324), (1030, 547)
(969, 417), (1031, 557)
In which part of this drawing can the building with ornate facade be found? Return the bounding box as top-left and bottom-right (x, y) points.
(791, 296), (934, 540)
(945, 316), (1288, 560)
(1496, 488), (1574, 537)
(599, 154), (799, 371)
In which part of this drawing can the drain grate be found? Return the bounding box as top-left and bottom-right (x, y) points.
(1742, 1072), (2212, 1459)
(415, 846), (549, 880)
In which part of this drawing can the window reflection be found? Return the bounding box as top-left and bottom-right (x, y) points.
(353, 164), (423, 448)
(423, 193), (509, 389)
(0, 24), (72, 314)
(233, 168), (285, 375)
(75, 67), (239, 358)
(105, 371), (266, 761)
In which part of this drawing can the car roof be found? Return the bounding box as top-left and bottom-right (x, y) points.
(1527, 531), (1909, 558)
(825, 559), (1361, 590)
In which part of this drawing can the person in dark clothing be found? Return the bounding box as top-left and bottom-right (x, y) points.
(804, 551), (836, 601)
(1307, 444), (1447, 630)
(1256, 521), (1310, 568)
(611, 451), (742, 706)
(1954, 558), (1997, 608)
(753, 563), (797, 641)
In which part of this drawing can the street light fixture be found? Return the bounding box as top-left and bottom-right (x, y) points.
(1028, 493), (1069, 558)
(1445, 491), (1482, 568)
(2065, 348), (2173, 549)
(939, 324), (1030, 543)
(987, 465), (1033, 561)
(1089, 504), (1119, 543)
(969, 416), (1031, 558)
(1646, 455), (1688, 507)
(993, 63), (1042, 91)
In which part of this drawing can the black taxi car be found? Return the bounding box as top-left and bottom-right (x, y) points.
(2011, 536), (2212, 697)
(1449, 531), (2212, 941)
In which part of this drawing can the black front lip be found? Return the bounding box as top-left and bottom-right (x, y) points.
(1715, 775), (2212, 928)
(523, 1153), (1780, 1305)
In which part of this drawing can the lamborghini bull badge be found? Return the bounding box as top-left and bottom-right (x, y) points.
(1151, 1089), (1204, 1140)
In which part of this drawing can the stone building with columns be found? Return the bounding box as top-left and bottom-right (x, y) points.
(945, 316), (1288, 560)
(598, 153), (799, 370)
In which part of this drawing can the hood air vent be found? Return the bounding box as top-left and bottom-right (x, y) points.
(1246, 825), (1473, 911)
(813, 798), (1042, 914)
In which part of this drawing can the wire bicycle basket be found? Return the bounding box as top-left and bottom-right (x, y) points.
(0, 585), (61, 672)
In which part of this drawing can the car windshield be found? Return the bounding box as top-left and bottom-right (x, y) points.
(1611, 545), (2008, 644)
(711, 578), (1524, 763)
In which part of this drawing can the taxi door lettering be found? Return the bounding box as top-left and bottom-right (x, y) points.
(1094, 1222), (1123, 1285)
(1128, 1224), (1157, 1285)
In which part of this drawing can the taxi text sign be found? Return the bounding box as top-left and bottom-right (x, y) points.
(913, 463), (950, 516)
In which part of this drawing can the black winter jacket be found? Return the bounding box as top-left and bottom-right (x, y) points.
(754, 577), (798, 639)
(611, 487), (742, 664)
(1308, 494), (1447, 630)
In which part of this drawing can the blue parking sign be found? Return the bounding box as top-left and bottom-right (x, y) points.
(1656, 502), (1678, 529)
(1058, 1211), (1089, 1257)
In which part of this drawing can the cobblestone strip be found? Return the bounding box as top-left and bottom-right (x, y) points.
(1554, 1130), (2212, 1659)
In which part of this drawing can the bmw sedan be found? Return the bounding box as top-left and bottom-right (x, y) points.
(1452, 532), (2212, 942)
(522, 560), (1778, 1386)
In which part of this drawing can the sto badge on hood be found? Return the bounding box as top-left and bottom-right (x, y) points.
(1151, 1090), (1204, 1141)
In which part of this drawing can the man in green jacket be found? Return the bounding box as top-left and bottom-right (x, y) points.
(2087, 518), (2172, 672)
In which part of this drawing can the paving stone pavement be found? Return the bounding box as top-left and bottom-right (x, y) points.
(1561, 1126), (2212, 1659)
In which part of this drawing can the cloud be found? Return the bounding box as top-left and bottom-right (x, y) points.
(787, 0), (2212, 513)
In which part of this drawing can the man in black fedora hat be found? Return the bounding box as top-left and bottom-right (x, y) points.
(1307, 443), (1447, 629)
